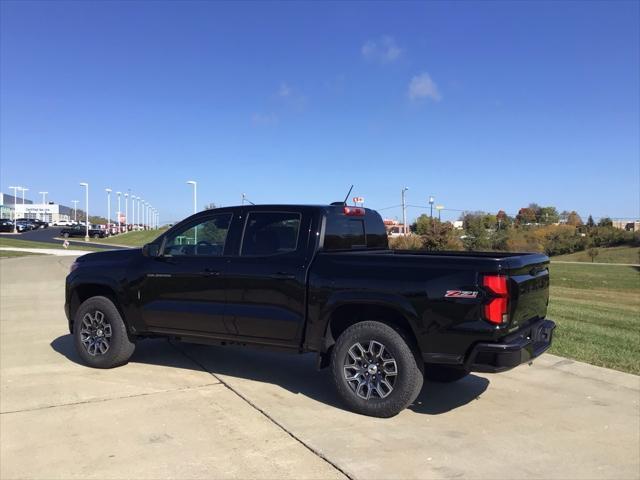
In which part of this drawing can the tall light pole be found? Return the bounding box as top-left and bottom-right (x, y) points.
(436, 205), (444, 221)
(131, 195), (136, 229)
(79, 183), (89, 241)
(8, 186), (21, 232)
(72, 200), (79, 223)
(38, 191), (48, 221)
(21, 187), (28, 205)
(116, 191), (122, 233)
(429, 196), (435, 219)
(187, 180), (197, 214)
(138, 198), (142, 230)
(125, 191), (129, 231)
(105, 188), (112, 233)
(401, 187), (409, 236)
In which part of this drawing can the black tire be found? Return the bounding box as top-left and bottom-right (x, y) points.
(331, 321), (423, 418)
(424, 364), (469, 383)
(63, 232), (69, 238)
(93, 233), (100, 239)
(73, 296), (135, 368)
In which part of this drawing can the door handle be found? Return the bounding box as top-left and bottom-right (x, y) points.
(269, 272), (295, 280)
(202, 268), (221, 277)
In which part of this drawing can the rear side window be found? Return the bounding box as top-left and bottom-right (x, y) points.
(241, 212), (301, 256)
(324, 217), (366, 250)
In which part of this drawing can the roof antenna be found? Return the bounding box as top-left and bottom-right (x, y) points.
(342, 185), (354, 206)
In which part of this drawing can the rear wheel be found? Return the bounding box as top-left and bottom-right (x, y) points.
(63, 232), (70, 238)
(73, 296), (135, 368)
(424, 364), (469, 383)
(331, 321), (423, 418)
(93, 233), (100, 239)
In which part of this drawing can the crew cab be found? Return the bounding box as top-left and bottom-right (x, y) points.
(65, 204), (555, 417)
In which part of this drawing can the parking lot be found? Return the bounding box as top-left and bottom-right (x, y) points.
(1, 254), (639, 480)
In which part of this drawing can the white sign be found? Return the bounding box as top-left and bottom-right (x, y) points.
(353, 197), (364, 204)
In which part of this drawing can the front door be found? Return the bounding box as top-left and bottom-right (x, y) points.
(139, 212), (233, 335)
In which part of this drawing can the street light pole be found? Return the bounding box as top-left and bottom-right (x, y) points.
(72, 200), (79, 223)
(125, 192), (129, 232)
(105, 188), (112, 234)
(187, 181), (197, 214)
(131, 195), (135, 229)
(436, 205), (444, 221)
(38, 191), (48, 221)
(429, 196), (435, 219)
(401, 187), (409, 236)
(80, 183), (89, 241)
(8, 186), (21, 232)
(116, 191), (121, 233)
(21, 187), (28, 206)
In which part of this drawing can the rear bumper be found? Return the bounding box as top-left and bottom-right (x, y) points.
(465, 319), (556, 373)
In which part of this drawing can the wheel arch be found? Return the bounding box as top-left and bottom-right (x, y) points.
(68, 281), (125, 333)
(317, 300), (422, 369)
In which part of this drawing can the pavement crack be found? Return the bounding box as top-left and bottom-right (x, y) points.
(1, 382), (221, 415)
(168, 340), (354, 480)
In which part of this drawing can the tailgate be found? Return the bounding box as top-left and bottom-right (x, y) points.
(506, 256), (550, 329)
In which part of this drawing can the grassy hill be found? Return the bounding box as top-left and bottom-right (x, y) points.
(548, 263), (640, 374)
(95, 228), (167, 247)
(552, 245), (639, 264)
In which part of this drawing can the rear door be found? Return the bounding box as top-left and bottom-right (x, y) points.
(224, 209), (314, 345)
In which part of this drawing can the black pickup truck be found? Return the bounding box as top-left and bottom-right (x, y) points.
(61, 224), (107, 239)
(65, 204), (555, 417)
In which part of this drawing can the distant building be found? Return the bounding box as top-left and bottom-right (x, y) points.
(612, 220), (640, 232)
(0, 192), (73, 223)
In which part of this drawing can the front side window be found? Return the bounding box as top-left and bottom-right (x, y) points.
(163, 213), (232, 257)
(241, 212), (301, 256)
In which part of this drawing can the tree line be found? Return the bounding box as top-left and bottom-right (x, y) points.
(389, 203), (638, 256)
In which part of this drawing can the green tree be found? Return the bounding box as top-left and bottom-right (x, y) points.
(516, 207), (537, 226)
(413, 214), (433, 235)
(598, 217), (613, 227)
(461, 213), (491, 251)
(420, 219), (456, 251)
(587, 215), (595, 228)
(539, 206), (560, 225)
(587, 247), (599, 263)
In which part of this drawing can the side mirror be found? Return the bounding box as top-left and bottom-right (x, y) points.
(142, 243), (160, 257)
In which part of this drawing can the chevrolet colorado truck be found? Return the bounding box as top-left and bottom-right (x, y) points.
(65, 204), (555, 417)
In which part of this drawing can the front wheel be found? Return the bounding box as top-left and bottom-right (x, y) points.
(73, 296), (135, 368)
(63, 232), (69, 238)
(331, 321), (423, 418)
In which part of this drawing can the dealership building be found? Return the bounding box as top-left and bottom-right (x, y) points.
(0, 193), (74, 224)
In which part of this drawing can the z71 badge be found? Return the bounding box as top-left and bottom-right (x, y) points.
(444, 290), (479, 299)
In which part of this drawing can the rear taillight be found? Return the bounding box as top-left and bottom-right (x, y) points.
(343, 206), (365, 216)
(483, 275), (509, 325)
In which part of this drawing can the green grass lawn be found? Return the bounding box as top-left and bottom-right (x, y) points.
(0, 237), (101, 251)
(548, 263), (640, 375)
(552, 245), (639, 264)
(0, 250), (44, 258)
(94, 228), (167, 247)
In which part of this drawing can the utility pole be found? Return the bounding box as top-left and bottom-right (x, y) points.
(116, 191), (121, 233)
(401, 187), (409, 236)
(125, 192), (129, 232)
(429, 196), (435, 219)
(436, 205), (444, 221)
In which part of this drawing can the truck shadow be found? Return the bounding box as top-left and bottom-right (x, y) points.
(51, 335), (489, 416)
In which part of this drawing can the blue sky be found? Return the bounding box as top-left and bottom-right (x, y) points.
(1, 0), (638, 224)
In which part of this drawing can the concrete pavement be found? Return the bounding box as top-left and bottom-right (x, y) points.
(1, 255), (639, 479)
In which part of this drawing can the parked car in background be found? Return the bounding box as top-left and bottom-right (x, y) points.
(61, 224), (107, 239)
(15, 220), (34, 232)
(0, 219), (16, 232)
(53, 220), (75, 226)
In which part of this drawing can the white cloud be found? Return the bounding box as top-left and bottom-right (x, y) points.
(361, 36), (402, 63)
(407, 73), (442, 102)
(277, 83), (291, 98)
(251, 112), (278, 126)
